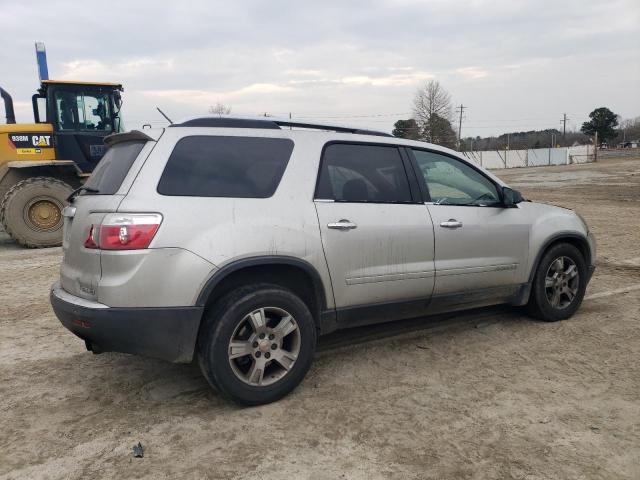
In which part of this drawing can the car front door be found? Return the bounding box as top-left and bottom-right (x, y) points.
(409, 149), (530, 302)
(314, 143), (435, 321)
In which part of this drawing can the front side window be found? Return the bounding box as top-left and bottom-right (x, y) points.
(412, 150), (501, 206)
(55, 90), (113, 132)
(158, 136), (294, 198)
(316, 144), (412, 203)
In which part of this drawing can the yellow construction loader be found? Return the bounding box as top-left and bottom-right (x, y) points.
(0, 80), (124, 247)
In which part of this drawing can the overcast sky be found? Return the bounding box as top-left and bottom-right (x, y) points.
(2, 0), (639, 137)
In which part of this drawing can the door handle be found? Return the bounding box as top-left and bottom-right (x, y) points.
(328, 219), (358, 230)
(440, 219), (462, 229)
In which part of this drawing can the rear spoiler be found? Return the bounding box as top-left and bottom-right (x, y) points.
(104, 130), (157, 147)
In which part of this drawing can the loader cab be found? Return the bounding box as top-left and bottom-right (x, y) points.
(32, 81), (124, 174)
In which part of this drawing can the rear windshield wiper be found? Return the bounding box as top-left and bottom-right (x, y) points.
(67, 186), (100, 202)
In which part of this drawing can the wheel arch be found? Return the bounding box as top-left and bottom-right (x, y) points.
(196, 256), (330, 329)
(527, 232), (592, 284)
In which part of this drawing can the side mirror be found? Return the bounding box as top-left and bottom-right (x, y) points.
(501, 186), (523, 207)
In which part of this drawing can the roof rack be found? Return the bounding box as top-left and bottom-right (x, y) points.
(170, 116), (393, 137)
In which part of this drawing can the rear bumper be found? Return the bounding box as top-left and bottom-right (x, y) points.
(50, 282), (204, 363)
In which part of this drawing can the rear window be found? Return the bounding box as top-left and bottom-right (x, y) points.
(157, 136), (294, 198)
(83, 141), (145, 195)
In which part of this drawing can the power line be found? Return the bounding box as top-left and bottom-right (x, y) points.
(127, 111), (571, 124)
(292, 112), (413, 119)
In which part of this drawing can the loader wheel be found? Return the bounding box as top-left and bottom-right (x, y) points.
(0, 177), (73, 248)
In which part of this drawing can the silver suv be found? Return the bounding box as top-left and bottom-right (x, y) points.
(50, 117), (596, 405)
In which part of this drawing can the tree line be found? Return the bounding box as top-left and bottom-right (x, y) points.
(393, 80), (637, 150)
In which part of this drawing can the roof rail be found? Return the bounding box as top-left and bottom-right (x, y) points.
(273, 120), (393, 137)
(170, 116), (393, 137)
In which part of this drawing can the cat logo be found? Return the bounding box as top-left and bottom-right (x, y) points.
(32, 135), (51, 147)
(8, 133), (53, 150)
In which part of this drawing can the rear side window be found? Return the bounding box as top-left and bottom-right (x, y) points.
(157, 136), (294, 198)
(315, 143), (412, 203)
(83, 141), (145, 194)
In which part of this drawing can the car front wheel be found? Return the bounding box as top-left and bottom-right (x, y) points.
(526, 242), (588, 321)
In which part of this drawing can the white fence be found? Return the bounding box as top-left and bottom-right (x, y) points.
(462, 145), (595, 169)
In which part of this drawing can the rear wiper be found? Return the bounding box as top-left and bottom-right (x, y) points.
(67, 186), (100, 202)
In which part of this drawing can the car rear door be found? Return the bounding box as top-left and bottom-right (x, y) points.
(314, 142), (435, 321)
(408, 148), (530, 301)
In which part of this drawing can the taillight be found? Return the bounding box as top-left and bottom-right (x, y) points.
(84, 224), (99, 249)
(84, 213), (162, 250)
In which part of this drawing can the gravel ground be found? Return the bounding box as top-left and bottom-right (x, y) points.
(1, 156), (639, 480)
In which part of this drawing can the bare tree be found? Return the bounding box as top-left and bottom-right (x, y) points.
(209, 102), (231, 116)
(615, 116), (640, 145)
(413, 80), (454, 145)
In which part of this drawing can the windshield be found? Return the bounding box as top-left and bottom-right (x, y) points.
(54, 89), (115, 132)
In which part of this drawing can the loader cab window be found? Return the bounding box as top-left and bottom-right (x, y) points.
(54, 90), (113, 132)
(33, 96), (48, 123)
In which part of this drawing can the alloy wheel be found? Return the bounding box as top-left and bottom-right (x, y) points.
(545, 256), (580, 309)
(228, 307), (301, 386)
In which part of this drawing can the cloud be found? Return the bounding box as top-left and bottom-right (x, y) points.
(456, 67), (489, 80)
(284, 69), (324, 77)
(142, 83), (295, 104)
(340, 71), (433, 87)
(1, 0), (637, 135)
(59, 58), (175, 80)
(59, 60), (107, 79)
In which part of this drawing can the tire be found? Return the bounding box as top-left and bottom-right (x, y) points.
(526, 243), (587, 321)
(197, 284), (317, 405)
(0, 177), (73, 248)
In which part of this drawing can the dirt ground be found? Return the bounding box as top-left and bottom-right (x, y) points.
(1, 156), (639, 480)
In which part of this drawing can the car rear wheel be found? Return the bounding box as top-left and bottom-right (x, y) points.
(526, 243), (587, 321)
(197, 284), (316, 405)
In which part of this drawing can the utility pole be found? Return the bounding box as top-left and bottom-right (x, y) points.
(456, 104), (466, 150)
(560, 113), (569, 144)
